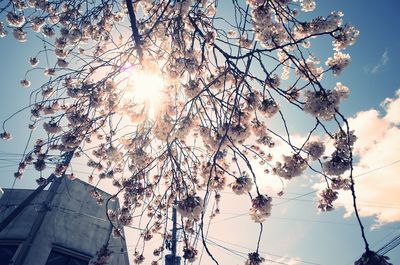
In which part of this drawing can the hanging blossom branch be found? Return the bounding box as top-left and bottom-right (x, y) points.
(0, 0), (386, 264)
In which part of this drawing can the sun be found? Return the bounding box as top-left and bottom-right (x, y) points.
(130, 70), (164, 105)
(123, 65), (166, 118)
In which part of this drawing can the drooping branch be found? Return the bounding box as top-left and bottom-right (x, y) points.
(340, 113), (370, 252)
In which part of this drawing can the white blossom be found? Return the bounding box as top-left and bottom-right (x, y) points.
(89, 246), (113, 265)
(29, 57), (39, 67)
(300, 0), (316, 12)
(43, 121), (62, 134)
(303, 89), (345, 120)
(230, 174), (253, 195)
(333, 24), (360, 51)
(13, 28), (27, 42)
(44, 68), (56, 76)
(6, 12), (26, 27)
(0, 22), (7, 37)
(323, 130), (356, 176)
(249, 194), (272, 223)
(274, 154), (307, 180)
(30, 16), (45, 32)
(304, 140), (325, 160)
(42, 25), (55, 37)
(20, 79), (31, 88)
(326, 51), (351, 75)
(177, 195), (204, 221)
(183, 246), (198, 262)
(245, 252), (265, 265)
(317, 188), (338, 211)
(57, 58), (69, 68)
(258, 98), (279, 117)
(0, 131), (12, 140)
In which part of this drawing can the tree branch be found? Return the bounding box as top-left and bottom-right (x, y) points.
(125, 0), (143, 62)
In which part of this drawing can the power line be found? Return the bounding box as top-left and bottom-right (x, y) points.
(54, 206), (317, 265)
(206, 239), (248, 260)
(205, 237), (295, 265)
(376, 233), (400, 256)
(371, 227), (400, 251)
(353, 159), (400, 179)
(273, 158), (400, 207)
(210, 211), (400, 232)
(206, 235), (321, 265)
(205, 235), (315, 265)
(163, 213), (315, 265)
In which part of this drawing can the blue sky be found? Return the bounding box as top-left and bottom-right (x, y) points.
(318, 1), (400, 115)
(1, 1), (400, 265)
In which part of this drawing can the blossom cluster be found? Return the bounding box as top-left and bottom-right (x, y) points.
(354, 251), (393, 265)
(177, 196), (204, 221)
(89, 246), (113, 265)
(230, 174), (253, 195)
(304, 141), (325, 160)
(249, 195), (273, 223)
(245, 252), (265, 265)
(323, 130), (356, 176)
(274, 154), (307, 180)
(183, 246), (198, 262)
(326, 52), (351, 76)
(317, 188), (338, 212)
(303, 82), (349, 120)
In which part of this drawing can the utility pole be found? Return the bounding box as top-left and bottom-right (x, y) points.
(165, 203), (181, 265)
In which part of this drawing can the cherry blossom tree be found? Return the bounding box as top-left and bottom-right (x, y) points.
(0, 0), (390, 264)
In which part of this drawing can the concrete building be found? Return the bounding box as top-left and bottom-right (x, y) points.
(0, 177), (129, 265)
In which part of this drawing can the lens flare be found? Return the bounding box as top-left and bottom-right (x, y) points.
(123, 65), (165, 118)
(130, 71), (164, 105)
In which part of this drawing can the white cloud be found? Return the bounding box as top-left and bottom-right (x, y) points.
(382, 89), (400, 124)
(364, 50), (389, 74)
(334, 88), (400, 224)
(285, 257), (302, 265)
(262, 254), (302, 265)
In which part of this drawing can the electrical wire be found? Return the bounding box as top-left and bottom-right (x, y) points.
(205, 235), (321, 265)
(376, 233), (400, 255)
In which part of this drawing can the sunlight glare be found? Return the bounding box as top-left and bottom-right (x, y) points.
(130, 70), (164, 105)
(124, 66), (166, 119)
